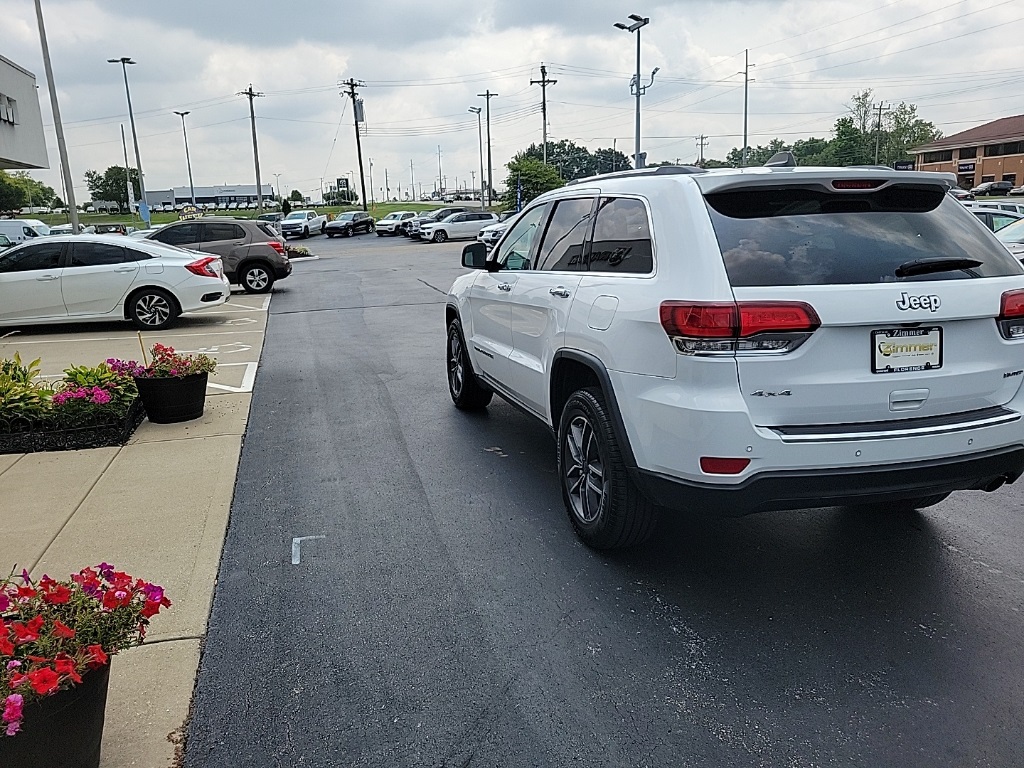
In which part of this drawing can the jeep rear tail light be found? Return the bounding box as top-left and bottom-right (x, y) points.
(998, 289), (1024, 339)
(660, 301), (819, 355)
(185, 257), (220, 278)
(268, 240), (286, 255)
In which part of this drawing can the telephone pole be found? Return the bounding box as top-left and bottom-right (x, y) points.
(477, 90), (498, 207)
(238, 84), (265, 212)
(342, 78), (369, 211)
(739, 49), (755, 167)
(437, 145), (443, 195)
(530, 63), (557, 165)
(873, 102), (891, 165)
(384, 168), (389, 201)
(409, 160), (415, 200)
(696, 134), (708, 166)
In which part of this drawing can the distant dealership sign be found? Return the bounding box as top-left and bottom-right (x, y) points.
(957, 162), (976, 173)
(893, 160), (916, 171)
(178, 204), (201, 220)
(336, 177), (349, 190)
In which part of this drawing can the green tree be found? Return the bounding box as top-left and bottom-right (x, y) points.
(51, 196), (65, 209)
(281, 199), (292, 216)
(0, 171), (26, 212)
(6, 171), (55, 208)
(288, 189), (303, 202)
(83, 166), (140, 209)
(501, 157), (563, 209)
(881, 102), (941, 165)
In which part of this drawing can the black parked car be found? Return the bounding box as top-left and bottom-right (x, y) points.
(325, 211), (375, 238)
(971, 180), (1014, 197)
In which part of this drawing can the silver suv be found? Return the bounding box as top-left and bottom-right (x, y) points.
(445, 157), (1024, 549)
(147, 217), (290, 293)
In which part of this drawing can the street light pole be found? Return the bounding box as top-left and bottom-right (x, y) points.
(614, 14), (656, 169)
(477, 91), (498, 206)
(34, 0), (80, 233)
(273, 173), (282, 201)
(173, 110), (195, 205)
(107, 57), (148, 222)
(468, 106), (485, 208)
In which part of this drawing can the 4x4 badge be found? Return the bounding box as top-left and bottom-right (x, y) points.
(896, 292), (941, 312)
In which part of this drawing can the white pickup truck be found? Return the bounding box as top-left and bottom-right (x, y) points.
(280, 209), (327, 239)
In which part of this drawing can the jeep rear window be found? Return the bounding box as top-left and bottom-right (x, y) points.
(705, 185), (1022, 286)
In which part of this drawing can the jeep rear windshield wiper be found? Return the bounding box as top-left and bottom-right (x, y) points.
(895, 257), (983, 278)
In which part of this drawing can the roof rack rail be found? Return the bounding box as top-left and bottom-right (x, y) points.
(764, 151), (797, 168)
(566, 164), (707, 186)
(846, 164), (896, 171)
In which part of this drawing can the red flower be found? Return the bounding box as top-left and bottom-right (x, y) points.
(101, 589), (131, 611)
(10, 616), (44, 644)
(8, 673), (27, 689)
(86, 645), (108, 669)
(141, 600), (162, 619)
(27, 667), (59, 695)
(53, 654), (82, 685)
(52, 619), (76, 639)
(15, 586), (36, 600)
(40, 583), (71, 605)
(0, 635), (14, 656)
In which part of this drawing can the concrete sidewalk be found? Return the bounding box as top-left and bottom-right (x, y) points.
(1, 394), (250, 767)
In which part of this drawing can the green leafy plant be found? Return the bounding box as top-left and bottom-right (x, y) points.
(0, 353), (42, 386)
(60, 363), (137, 412)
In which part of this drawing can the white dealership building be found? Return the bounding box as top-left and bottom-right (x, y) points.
(0, 55), (47, 170)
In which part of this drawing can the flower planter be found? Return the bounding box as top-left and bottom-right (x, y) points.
(0, 400), (146, 455)
(134, 373), (209, 424)
(0, 664), (110, 768)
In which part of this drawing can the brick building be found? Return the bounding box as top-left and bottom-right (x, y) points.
(912, 115), (1024, 190)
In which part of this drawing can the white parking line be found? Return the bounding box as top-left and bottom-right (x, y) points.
(207, 362), (259, 393)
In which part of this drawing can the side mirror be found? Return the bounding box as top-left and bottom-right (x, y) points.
(462, 242), (489, 270)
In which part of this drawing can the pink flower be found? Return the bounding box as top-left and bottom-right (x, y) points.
(6, 661), (21, 671)
(5, 721), (19, 737)
(3, 693), (23, 734)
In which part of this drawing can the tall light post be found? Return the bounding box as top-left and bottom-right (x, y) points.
(34, 0), (80, 233)
(173, 110), (195, 205)
(107, 57), (148, 223)
(613, 14), (657, 169)
(468, 106), (485, 208)
(272, 173), (282, 201)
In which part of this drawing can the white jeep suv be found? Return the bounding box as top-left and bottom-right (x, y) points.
(444, 158), (1024, 549)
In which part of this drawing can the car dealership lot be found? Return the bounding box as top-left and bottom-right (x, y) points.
(185, 234), (1024, 767)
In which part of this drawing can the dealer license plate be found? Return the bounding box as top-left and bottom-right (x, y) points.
(872, 328), (942, 374)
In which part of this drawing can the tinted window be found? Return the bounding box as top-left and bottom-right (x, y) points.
(0, 242), (63, 273)
(996, 219), (1024, 245)
(496, 204), (549, 271)
(256, 223), (279, 239)
(124, 248), (153, 262)
(589, 197), (653, 274)
(153, 223), (199, 246)
(537, 198), (593, 271)
(706, 186), (1022, 286)
(69, 242), (125, 266)
(203, 223), (244, 242)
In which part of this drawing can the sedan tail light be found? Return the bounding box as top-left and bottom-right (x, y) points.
(660, 301), (820, 355)
(185, 257), (221, 278)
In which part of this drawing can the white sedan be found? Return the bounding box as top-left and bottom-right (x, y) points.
(0, 235), (230, 331)
(420, 212), (499, 243)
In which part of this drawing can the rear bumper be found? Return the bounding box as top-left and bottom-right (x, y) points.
(635, 446), (1024, 515)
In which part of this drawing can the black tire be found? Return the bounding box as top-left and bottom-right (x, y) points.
(127, 288), (179, 331)
(320, 222), (327, 234)
(433, 230), (448, 243)
(302, 226), (309, 239)
(240, 262), (275, 294)
(342, 228), (351, 237)
(446, 319), (492, 410)
(558, 387), (657, 549)
(327, 232), (335, 238)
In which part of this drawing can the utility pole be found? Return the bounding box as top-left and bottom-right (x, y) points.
(273, 173), (282, 201)
(108, 57), (148, 224)
(368, 157), (374, 206)
(437, 145), (444, 195)
(384, 168), (389, 201)
(739, 49), (756, 167)
(238, 84), (265, 213)
(477, 90), (497, 207)
(342, 78), (369, 211)
(35, 0), (80, 233)
(531, 63), (557, 165)
(696, 134), (708, 166)
(873, 102), (891, 165)
(409, 160), (415, 200)
(174, 110), (195, 204)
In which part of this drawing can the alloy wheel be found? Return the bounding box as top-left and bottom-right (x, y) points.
(447, 331), (464, 396)
(564, 415), (606, 524)
(135, 294), (171, 326)
(245, 268), (270, 291)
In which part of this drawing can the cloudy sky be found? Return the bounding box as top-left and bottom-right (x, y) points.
(3, 0), (1022, 202)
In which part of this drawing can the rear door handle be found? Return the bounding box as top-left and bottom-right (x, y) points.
(497, 282), (512, 292)
(35, 274), (59, 281)
(549, 287), (571, 298)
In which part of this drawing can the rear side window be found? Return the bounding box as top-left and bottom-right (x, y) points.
(256, 223), (278, 239)
(153, 223), (199, 247)
(69, 242), (125, 266)
(536, 198), (593, 271)
(706, 185), (1023, 286)
(203, 223), (244, 242)
(588, 197), (653, 274)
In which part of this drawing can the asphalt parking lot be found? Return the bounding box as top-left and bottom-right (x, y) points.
(183, 231), (1024, 767)
(0, 288), (272, 395)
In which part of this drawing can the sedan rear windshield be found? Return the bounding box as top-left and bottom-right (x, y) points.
(704, 184), (1022, 286)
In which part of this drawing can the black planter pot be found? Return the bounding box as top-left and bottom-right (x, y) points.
(0, 664), (111, 768)
(134, 372), (209, 424)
